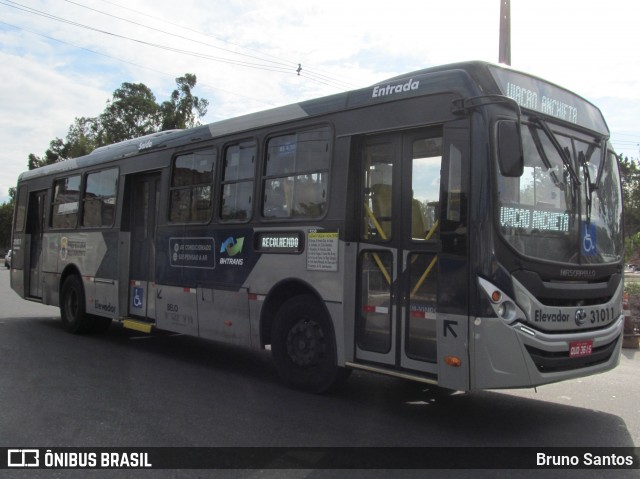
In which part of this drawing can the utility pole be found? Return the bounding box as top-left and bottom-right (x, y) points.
(499, 0), (511, 65)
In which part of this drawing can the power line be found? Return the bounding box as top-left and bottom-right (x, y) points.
(0, 20), (278, 109)
(2, 0), (360, 91)
(93, 0), (362, 89)
(1, 0), (295, 73)
(63, 0), (296, 70)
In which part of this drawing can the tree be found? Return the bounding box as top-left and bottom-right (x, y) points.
(0, 189), (15, 251)
(97, 82), (160, 146)
(619, 155), (640, 238)
(160, 73), (209, 130)
(28, 74), (208, 170)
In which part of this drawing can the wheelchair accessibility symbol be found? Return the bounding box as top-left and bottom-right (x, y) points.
(582, 222), (597, 256)
(132, 287), (144, 308)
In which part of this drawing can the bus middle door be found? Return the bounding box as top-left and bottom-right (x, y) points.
(128, 172), (160, 320)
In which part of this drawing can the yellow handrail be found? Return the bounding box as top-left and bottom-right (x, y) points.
(363, 202), (392, 285)
(424, 219), (439, 240)
(364, 203), (388, 241)
(411, 255), (438, 297)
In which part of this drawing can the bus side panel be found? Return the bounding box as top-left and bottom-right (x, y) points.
(10, 236), (25, 299)
(198, 288), (251, 347)
(155, 285), (199, 336)
(52, 230), (120, 318)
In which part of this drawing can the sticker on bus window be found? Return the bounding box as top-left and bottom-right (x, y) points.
(582, 222), (597, 256)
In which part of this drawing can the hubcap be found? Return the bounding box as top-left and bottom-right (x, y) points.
(286, 318), (326, 368)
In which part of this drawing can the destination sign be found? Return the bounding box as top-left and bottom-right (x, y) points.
(500, 206), (570, 233)
(489, 66), (609, 135)
(255, 232), (304, 254)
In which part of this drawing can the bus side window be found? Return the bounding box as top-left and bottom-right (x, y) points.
(14, 186), (28, 233)
(82, 168), (118, 228)
(51, 175), (81, 229)
(221, 141), (256, 221)
(169, 149), (216, 223)
(262, 126), (331, 219)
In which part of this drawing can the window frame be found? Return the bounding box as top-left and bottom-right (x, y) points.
(261, 124), (333, 221)
(50, 174), (82, 230)
(81, 167), (119, 229)
(219, 139), (257, 223)
(168, 148), (217, 224)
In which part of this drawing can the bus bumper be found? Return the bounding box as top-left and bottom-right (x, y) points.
(470, 315), (623, 390)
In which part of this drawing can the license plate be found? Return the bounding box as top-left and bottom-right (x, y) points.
(569, 340), (593, 358)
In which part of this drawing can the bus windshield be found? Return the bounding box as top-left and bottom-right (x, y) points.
(497, 123), (623, 265)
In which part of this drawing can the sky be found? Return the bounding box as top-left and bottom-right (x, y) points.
(1, 0), (639, 203)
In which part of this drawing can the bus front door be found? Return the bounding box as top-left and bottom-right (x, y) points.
(128, 172), (160, 320)
(356, 126), (469, 389)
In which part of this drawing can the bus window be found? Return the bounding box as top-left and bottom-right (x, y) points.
(358, 250), (393, 353)
(262, 126), (331, 219)
(51, 175), (81, 229)
(14, 186), (28, 233)
(82, 168), (118, 227)
(221, 141), (255, 221)
(410, 137), (441, 241)
(362, 142), (394, 241)
(407, 253), (438, 362)
(169, 149), (216, 223)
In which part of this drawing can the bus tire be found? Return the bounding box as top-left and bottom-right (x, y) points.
(271, 294), (350, 394)
(60, 275), (91, 334)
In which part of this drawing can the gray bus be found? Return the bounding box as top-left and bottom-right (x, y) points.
(10, 61), (624, 393)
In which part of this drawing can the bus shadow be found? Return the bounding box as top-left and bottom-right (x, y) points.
(331, 373), (635, 447)
(35, 317), (636, 449)
(38, 316), (280, 385)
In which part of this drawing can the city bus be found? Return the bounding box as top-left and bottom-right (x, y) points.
(9, 61), (624, 393)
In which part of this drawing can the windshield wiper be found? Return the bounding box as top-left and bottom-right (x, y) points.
(579, 150), (593, 225)
(534, 117), (581, 188)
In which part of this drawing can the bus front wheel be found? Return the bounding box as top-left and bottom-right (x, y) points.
(271, 294), (349, 393)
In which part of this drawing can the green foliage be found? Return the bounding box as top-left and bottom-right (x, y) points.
(624, 280), (640, 297)
(28, 74), (208, 170)
(619, 155), (640, 238)
(160, 73), (209, 130)
(0, 201), (13, 251)
(625, 232), (640, 263)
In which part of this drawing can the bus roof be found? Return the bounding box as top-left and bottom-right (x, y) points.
(18, 61), (608, 182)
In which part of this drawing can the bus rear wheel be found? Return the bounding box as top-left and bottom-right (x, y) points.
(271, 294), (349, 393)
(60, 275), (89, 334)
(60, 275), (112, 334)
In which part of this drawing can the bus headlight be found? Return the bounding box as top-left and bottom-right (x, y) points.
(478, 277), (523, 324)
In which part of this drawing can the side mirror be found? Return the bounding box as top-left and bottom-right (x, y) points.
(497, 120), (524, 177)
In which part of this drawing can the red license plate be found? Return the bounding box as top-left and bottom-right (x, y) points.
(569, 340), (593, 358)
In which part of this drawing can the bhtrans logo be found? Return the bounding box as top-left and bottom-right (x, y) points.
(219, 236), (244, 266)
(372, 78), (420, 98)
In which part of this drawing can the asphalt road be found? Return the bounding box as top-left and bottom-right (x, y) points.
(0, 268), (638, 478)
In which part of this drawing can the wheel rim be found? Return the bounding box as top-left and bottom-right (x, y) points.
(286, 317), (326, 368)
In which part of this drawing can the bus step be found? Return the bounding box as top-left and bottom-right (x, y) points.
(345, 362), (438, 385)
(123, 318), (154, 334)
